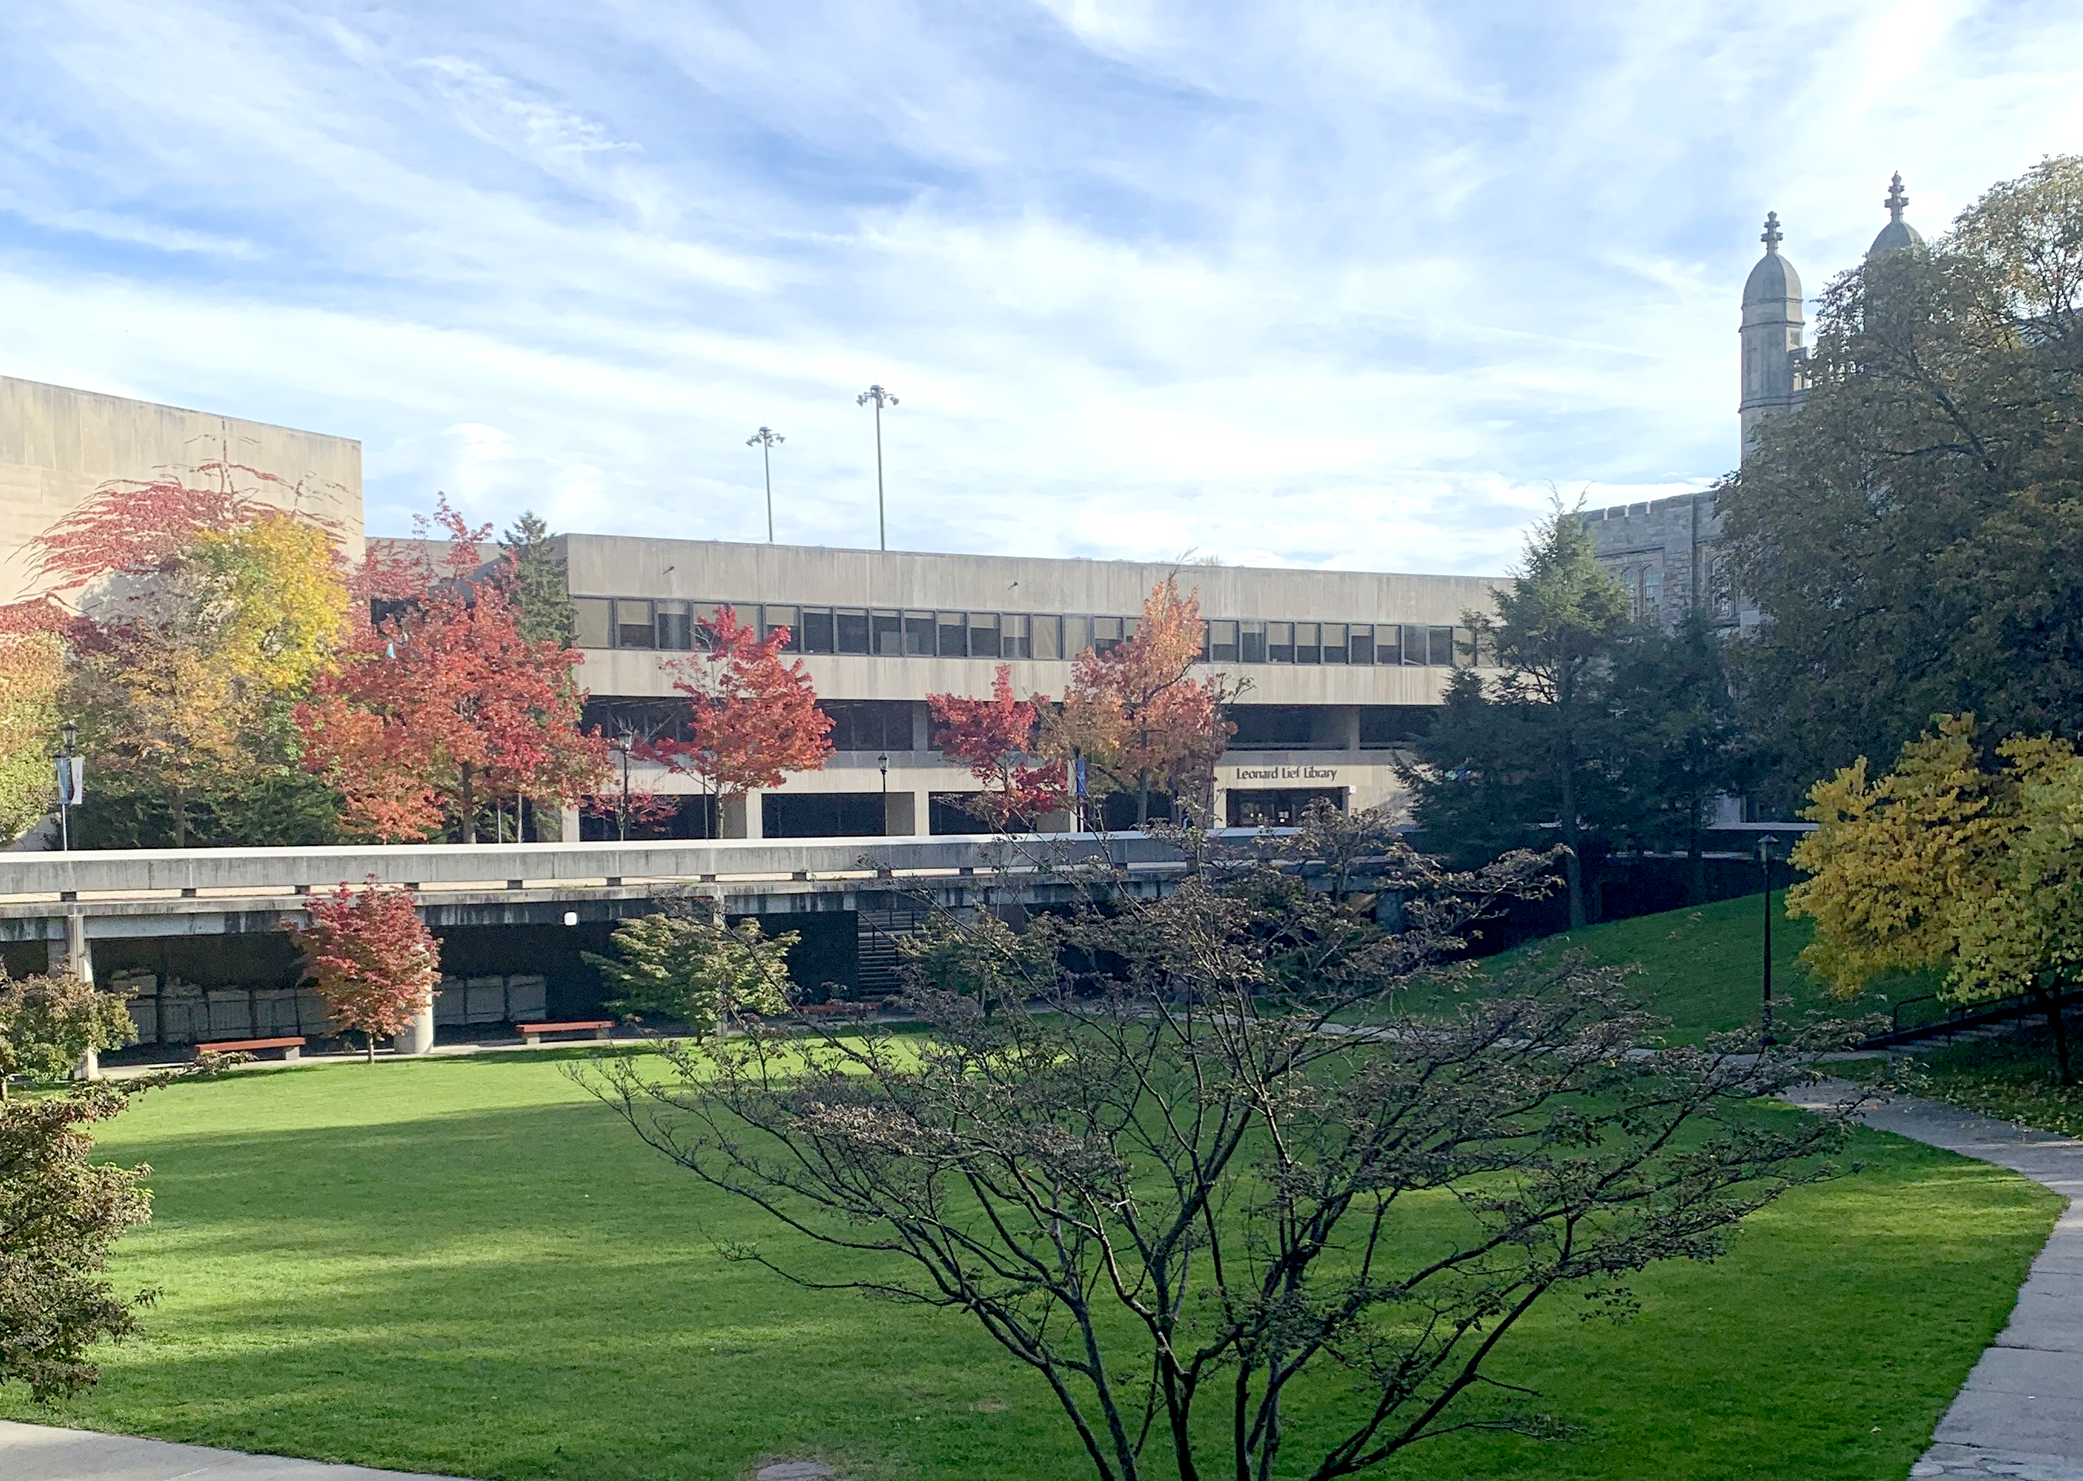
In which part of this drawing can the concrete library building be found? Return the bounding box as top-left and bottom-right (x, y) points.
(557, 534), (1502, 839)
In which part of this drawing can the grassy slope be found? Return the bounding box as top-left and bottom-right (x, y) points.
(1387, 892), (1924, 1045)
(3, 1049), (2056, 1481)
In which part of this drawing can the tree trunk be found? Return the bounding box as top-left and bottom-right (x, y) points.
(459, 763), (477, 845)
(1559, 765), (1586, 931)
(171, 786), (188, 849)
(2041, 981), (2074, 1086)
(1687, 805), (1707, 906)
(1137, 772), (1152, 827)
(366, 1031), (376, 1065)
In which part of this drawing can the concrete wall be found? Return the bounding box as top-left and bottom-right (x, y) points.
(559, 534), (1504, 634)
(0, 376), (363, 605)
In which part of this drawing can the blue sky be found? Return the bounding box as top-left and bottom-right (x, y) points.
(3, 1), (2081, 573)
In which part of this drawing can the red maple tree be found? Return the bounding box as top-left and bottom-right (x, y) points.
(646, 605), (832, 822)
(288, 878), (442, 1062)
(295, 501), (609, 842)
(1044, 578), (1235, 827)
(929, 665), (1068, 830)
(31, 461), (345, 594)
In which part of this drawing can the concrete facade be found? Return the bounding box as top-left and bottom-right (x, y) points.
(0, 376), (363, 605)
(551, 533), (1507, 827)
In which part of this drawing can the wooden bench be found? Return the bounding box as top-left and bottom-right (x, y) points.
(197, 1035), (305, 1061)
(798, 1001), (873, 1019)
(516, 1020), (615, 1047)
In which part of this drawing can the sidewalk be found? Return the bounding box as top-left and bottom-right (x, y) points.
(0, 1420), (462, 1481)
(1787, 1081), (2083, 1480)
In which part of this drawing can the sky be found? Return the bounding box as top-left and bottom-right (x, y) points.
(3, 1), (2082, 575)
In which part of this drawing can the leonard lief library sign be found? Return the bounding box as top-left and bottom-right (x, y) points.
(1232, 765), (1340, 783)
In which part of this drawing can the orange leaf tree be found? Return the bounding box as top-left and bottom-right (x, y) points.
(296, 502), (609, 842)
(929, 665), (1067, 831)
(646, 605), (832, 828)
(289, 879), (441, 1062)
(1042, 578), (1235, 826)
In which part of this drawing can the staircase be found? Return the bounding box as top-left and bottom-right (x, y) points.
(855, 895), (929, 999)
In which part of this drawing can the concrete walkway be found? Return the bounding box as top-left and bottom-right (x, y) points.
(1787, 1081), (2083, 1479)
(0, 1420), (462, 1481)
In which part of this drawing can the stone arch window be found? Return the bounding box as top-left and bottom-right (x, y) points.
(1643, 565), (1662, 618)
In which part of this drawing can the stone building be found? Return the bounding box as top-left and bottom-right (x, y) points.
(1581, 175), (1926, 628)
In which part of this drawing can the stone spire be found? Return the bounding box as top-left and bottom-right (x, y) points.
(1868, 172), (1925, 258)
(1740, 212), (1807, 453)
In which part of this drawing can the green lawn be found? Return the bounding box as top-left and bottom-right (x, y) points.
(3, 1048), (2058, 1481)
(1384, 892), (1931, 1045)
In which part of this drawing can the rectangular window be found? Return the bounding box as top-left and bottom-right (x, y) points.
(871, 610), (902, 656)
(904, 611), (935, 655)
(1267, 621), (1294, 663)
(1428, 626), (1455, 666)
(1002, 614), (1031, 659)
(655, 602), (692, 651)
(762, 605), (800, 651)
(1240, 620), (1266, 663)
(616, 600), (655, 649)
(802, 608), (835, 653)
(1294, 622), (1321, 664)
(574, 598), (612, 650)
(1375, 624), (1402, 666)
(1031, 613), (1061, 660)
(1063, 614), (1091, 654)
(1403, 625), (1428, 665)
(937, 611), (968, 657)
(1452, 626), (1475, 668)
(1349, 624), (1374, 665)
(1320, 622), (1347, 664)
(1093, 616), (1124, 655)
(969, 611), (1001, 658)
(1208, 619), (1239, 664)
(836, 609), (870, 654)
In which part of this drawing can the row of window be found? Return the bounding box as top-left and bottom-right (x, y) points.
(575, 597), (1482, 669)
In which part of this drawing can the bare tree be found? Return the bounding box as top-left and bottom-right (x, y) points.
(589, 808), (1859, 1481)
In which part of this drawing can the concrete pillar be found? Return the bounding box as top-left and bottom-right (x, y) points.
(72, 1046), (99, 1082)
(393, 1000), (435, 1056)
(63, 912), (93, 986)
(884, 789), (919, 837)
(559, 805), (581, 842)
(723, 792), (766, 840)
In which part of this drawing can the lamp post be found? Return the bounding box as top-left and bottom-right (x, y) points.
(58, 720), (77, 852)
(1759, 834), (1779, 1047)
(856, 385), (898, 551)
(878, 751), (890, 835)
(746, 426), (784, 544)
(612, 734), (632, 842)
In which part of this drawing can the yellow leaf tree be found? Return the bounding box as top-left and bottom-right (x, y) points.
(0, 605), (64, 842)
(1786, 715), (2070, 993)
(1951, 757), (2083, 1083)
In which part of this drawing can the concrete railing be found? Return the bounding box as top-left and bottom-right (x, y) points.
(0, 830), (1269, 900)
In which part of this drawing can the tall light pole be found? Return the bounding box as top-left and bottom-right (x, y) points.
(612, 734), (632, 842)
(856, 384), (898, 551)
(746, 426), (784, 544)
(57, 720), (77, 852)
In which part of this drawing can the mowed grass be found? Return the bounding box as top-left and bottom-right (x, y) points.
(1386, 892), (1927, 1044)
(2, 1047), (2059, 1481)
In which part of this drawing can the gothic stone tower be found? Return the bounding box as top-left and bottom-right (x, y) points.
(1739, 211), (1807, 452)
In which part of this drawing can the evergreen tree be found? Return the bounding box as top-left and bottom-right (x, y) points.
(1406, 499), (1631, 929)
(1608, 609), (1753, 902)
(498, 511), (577, 647)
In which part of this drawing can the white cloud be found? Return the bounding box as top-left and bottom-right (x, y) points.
(0, 0), (2080, 575)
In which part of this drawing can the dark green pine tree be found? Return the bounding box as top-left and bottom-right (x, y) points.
(1607, 609), (1753, 903)
(1404, 498), (1632, 929)
(498, 511), (577, 647)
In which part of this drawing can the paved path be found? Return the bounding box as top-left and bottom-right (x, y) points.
(1787, 1081), (2083, 1479)
(0, 1420), (462, 1481)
